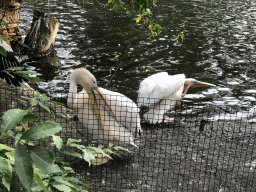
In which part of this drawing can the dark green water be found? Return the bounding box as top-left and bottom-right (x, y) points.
(19, 0), (256, 121)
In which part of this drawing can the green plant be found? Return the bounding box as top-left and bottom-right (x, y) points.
(0, 95), (86, 191)
(0, 92), (133, 191)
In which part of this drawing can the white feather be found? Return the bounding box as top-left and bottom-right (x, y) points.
(68, 71), (142, 146)
(137, 72), (185, 107)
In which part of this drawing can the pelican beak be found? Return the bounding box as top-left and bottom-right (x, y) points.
(190, 81), (216, 88)
(91, 86), (97, 102)
(94, 87), (122, 126)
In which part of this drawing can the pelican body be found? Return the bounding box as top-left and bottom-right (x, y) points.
(0, 40), (27, 86)
(67, 68), (142, 147)
(137, 72), (215, 124)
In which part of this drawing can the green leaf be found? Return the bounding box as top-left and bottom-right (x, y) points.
(38, 101), (51, 113)
(1, 70), (14, 78)
(28, 145), (55, 164)
(126, 10), (131, 16)
(68, 177), (83, 185)
(82, 148), (95, 166)
(66, 142), (85, 150)
(16, 98), (28, 104)
(113, 3), (119, 11)
(66, 138), (81, 147)
(21, 121), (61, 141)
(0, 109), (29, 133)
(51, 100), (66, 106)
(27, 145), (62, 175)
(21, 96), (31, 100)
(0, 144), (15, 152)
(22, 113), (40, 122)
(30, 97), (39, 106)
(108, 143), (114, 148)
(61, 166), (73, 175)
(4, 66), (25, 71)
(51, 182), (72, 192)
(0, 46), (7, 57)
(55, 157), (69, 165)
(113, 145), (133, 153)
(47, 187), (55, 192)
(52, 176), (78, 191)
(52, 135), (63, 150)
(0, 157), (12, 191)
(20, 75), (43, 82)
(33, 173), (48, 192)
(15, 142), (33, 192)
(15, 71), (31, 75)
(62, 150), (82, 159)
(103, 147), (114, 154)
(5, 151), (15, 165)
(86, 146), (112, 159)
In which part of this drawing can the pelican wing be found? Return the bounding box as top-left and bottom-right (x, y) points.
(98, 88), (142, 136)
(137, 72), (186, 107)
(69, 87), (142, 137)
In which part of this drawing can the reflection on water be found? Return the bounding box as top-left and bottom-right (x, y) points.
(19, 0), (256, 121)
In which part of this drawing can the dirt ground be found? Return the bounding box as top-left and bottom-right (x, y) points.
(1, 79), (256, 192)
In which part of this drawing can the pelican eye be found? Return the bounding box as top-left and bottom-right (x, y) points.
(91, 80), (97, 86)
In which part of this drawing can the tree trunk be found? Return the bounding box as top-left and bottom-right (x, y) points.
(25, 10), (60, 52)
(0, 0), (23, 43)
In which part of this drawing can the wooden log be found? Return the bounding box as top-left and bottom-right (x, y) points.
(25, 10), (60, 52)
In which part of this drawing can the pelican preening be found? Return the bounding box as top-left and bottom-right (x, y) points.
(0, 40), (27, 86)
(67, 69), (215, 147)
(67, 68), (142, 147)
(137, 72), (216, 124)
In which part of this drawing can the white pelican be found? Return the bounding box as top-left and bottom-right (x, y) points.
(137, 72), (216, 124)
(67, 68), (142, 147)
(0, 40), (27, 86)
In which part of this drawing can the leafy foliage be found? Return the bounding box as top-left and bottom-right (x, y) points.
(0, 67), (43, 83)
(108, 0), (161, 35)
(0, 91), (133, 191)
(70, 0), (161, 35)
(0, 95), (86, 191)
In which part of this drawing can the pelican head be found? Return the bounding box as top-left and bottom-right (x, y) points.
(70, 68), (98, 94)
(185, 78), (216, 88)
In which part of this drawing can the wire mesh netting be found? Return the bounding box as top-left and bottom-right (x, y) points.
(1, 86), (256, 191)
